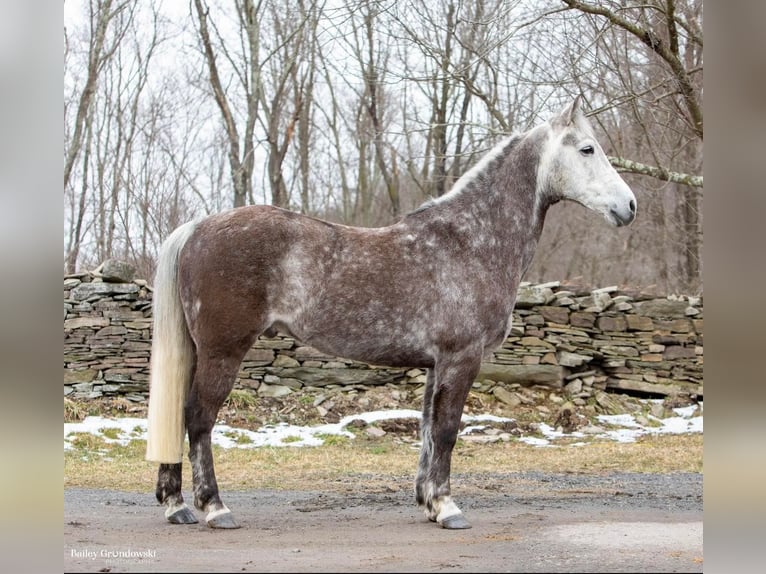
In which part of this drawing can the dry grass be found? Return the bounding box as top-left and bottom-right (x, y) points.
(64, 432), (702, 493)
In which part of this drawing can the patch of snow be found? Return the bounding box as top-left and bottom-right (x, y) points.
(64, 400), (702, 452)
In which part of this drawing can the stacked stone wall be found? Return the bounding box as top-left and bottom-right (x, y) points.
(64, 272), (702, 403)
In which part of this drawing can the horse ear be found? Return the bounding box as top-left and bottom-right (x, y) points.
(569, 95), (583, 122)
(554, 96), (583, 127)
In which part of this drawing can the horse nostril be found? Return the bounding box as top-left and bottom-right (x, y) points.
(629, 199), (636, 215)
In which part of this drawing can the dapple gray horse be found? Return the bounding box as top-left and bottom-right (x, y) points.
(146, 96), (636, 530)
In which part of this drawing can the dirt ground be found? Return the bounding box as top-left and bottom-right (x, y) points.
(64, 471), (702, 573)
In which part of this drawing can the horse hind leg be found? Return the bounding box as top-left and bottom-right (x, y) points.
(416, 352), (481, 529)
(185, 348), (248, 529)
(156, 463), (198, 524)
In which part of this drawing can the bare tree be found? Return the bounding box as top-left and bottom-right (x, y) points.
(63, 0), (703, 294)
(258, 0), (315, 209)
(347, 0), (400, 218)
(193, 0), (263, 208)
(556, 0), (703, 291)
(64, 0), (136, 273)
(65, 1), (205, 274)
(392, 0), (525, 200)
(64, 0), (134, 191)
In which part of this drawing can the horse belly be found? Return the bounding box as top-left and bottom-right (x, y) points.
(288, 315), (434, 369)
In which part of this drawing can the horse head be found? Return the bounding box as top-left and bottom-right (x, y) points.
(540, 96), (637, 227)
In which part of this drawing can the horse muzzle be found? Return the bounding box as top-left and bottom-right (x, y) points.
(610, 197), (637, 227)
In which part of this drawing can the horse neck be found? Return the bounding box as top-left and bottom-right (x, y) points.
(411, 129), (551, 274)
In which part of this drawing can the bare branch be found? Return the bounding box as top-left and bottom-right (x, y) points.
(608, 156), (702, 188)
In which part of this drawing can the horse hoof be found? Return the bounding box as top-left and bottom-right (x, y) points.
(206, 509), (241, 529)
(165, 504), (198, 525)
(440, 514), (472, 530)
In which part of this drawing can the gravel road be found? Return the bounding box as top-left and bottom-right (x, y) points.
(64, 471), (702, 573)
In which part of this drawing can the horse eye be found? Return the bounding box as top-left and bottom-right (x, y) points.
(580, 145), (594, 156)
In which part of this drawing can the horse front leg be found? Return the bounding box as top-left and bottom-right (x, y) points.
(415, 351), (481, 529)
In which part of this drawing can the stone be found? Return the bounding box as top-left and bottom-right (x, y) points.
(524, 314), (545, 326)
(493, 386), (522, 407)
(272, 354), (300, 368)
(556, 351), (592, 367)
(70, 282), (139, 301)
(541, 352), (558, 365)
(554, 290), (575, 299)
(599, 345), (639, 357)
(654, 319), (692, 333)
(265, 367), (399, 387)
(519, 336), (555, 349)
(663, 346), (697, 360)
(64, 317), (110, 330)
(606, 377), (701, 397)
(72, 382), (93, 392)
(594, 390), (625, 415)
(243, 348), (275, 365)
(254, 338), (295, 350)
(100, 259), (136, 283)
(633, 299), (688, 318)
(625, 315), (654, 331)
(596, 315), (627, 332)
(294, 346), (335, 361)
(279, 378), (304, 390)
(564, 378), (583, 394)
(257, 383), (293, 398)
(123, 320), (152, 329)
(539, 306), (570, 324)
(95, 326), (128, 337)
(592, 291), (614, 309)
(611, 295), (634, 304)
(478, 363), (563, 388)
(322, 361), (349, 369)
(570, 312), (596, 328)
(515, 284), (555, 308)
(592, 285), (618, 294)
(65, 369), (97, 384)
(103, 368), (139, 382)
(99, 384), (122, 393)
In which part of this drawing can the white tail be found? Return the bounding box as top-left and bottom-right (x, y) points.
(145, 221), (199, 463)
